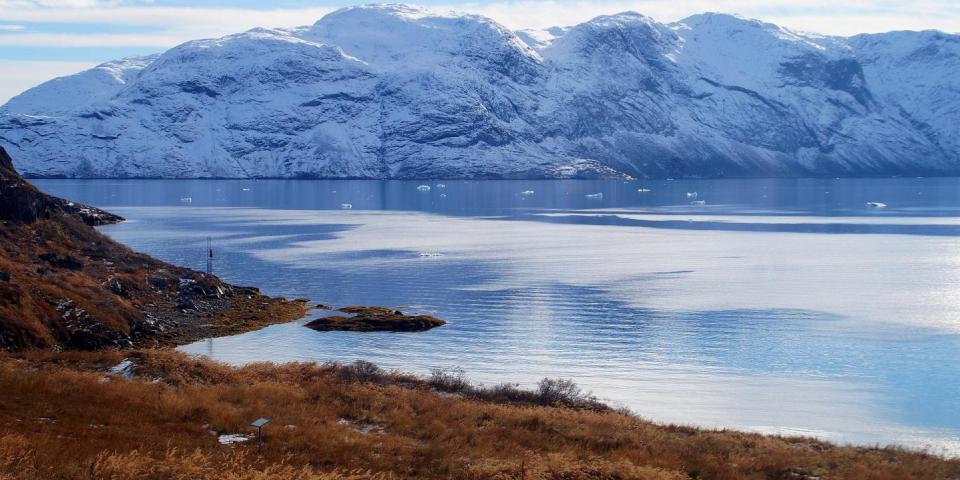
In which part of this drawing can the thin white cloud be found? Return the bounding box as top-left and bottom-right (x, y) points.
(0, 6), (336, 47)
(0, 0), (148, 6)
(0, 33), (186, 46)
(0, 60), (95, 104)
(0, 6), (335, 29)
(0, 24), (25, 31)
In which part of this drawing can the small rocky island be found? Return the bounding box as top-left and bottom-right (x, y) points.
(305, 306), (446, 332)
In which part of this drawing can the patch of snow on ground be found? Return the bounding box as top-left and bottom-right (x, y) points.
(218, 434), (251, 445)
(107, 359), (134, 378)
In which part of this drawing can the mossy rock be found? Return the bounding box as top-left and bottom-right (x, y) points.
(305, 306), (446, 332)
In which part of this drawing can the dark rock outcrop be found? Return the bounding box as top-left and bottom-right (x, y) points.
(305, 306), (446, 332)
(38, 253), (84, 270)
(0, 147), (123, 225)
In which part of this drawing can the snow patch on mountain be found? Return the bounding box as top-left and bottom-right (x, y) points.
(0, 4), (957, 179)
(1, 55), (157, 117)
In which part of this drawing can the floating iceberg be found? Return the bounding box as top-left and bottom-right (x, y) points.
(436, 183), (446, 189)
(179, 197), (192, 203)
(340, 203), (353, 209)
(418, 252), (443, 257)
(241, 187), (251, 192)
(521, 190), (535, 196)
(637, 188), (652, 193)
(416, 185), (431, 192)
(866, 201), (887, 208)
(690, 200), (706, 206)
(686, 192), (698, 199)
(585, 193), (603, 199)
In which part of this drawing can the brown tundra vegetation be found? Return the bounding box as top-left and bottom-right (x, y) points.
(2, 349), (958, 480)
(0, 146), (305, 350)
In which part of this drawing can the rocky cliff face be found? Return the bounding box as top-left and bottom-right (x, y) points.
(0, 147), (304, 350)
(1, 5), (958, 179)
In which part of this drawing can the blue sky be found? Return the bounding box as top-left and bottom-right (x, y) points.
(0, 0), (958, 103)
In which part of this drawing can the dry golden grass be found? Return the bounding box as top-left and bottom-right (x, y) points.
(1, 350), (957, 480)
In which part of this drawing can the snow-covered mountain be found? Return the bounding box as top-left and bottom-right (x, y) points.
(1, 4), (958, 179)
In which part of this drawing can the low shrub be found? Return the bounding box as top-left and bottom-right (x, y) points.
(334, 360), (384, 384)
(428, 366), (469, 392)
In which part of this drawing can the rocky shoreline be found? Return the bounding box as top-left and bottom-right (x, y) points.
(0, 146), (306, 350)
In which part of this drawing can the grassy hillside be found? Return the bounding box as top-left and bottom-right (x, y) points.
(0, 147), (305, 350)
(2, 350), (958, 480)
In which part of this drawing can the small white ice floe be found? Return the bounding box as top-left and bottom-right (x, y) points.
(218, 434), (251, 445)
(439, 193), (447, 198)
(585, 192), (603, 199)
(179, 197), (192, 203)
(418, 252), (443, 258)
(690, 200), (706, 206)
(107, 359), (134, 379)
(416, 184), (431, 192)
(521, 190), (535, 196)
(637, 188), (652, 193)
(686, 192), (698, 199)
(435, 183), (446, 189)
(241, 188), (251, 192)
(866, 201), (887, 208)
(340, 203), (353, 210)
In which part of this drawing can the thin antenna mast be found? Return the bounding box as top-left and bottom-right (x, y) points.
(206, 236), (213, 275)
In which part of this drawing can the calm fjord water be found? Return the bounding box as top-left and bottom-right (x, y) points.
(35, 178), (960, 453)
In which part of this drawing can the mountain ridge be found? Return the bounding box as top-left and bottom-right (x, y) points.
(1, 4), (958, 179)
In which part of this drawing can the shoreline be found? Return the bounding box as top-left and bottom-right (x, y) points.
(180, 330), (960, 460)
(134, 295), (311, 349)
(0, 146), (311, 351)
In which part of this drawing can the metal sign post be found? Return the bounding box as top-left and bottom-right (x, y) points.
(251, 417), (270, 451)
